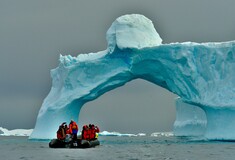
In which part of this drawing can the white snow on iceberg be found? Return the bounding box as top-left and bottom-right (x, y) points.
(30, 14), (235, 140)
(106, 14), (162, 53)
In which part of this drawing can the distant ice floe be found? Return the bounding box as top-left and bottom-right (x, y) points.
(99, 131), (146, 137)
(150, 132), (174, 137)
(0, 127), (33, 136)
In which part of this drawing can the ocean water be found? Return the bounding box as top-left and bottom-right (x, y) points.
(1, 135), (235, 160)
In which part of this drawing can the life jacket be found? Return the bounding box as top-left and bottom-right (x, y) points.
(87, 128), (91, 140)
(93, 126), (100, 139)
(85, 130), (90, 140)
(81, 125), (89, 140)
(82, 130), (89, 140)
(65, 128), (70, 134)
(82, 130), (85, 139)
(69, 121), (78, 134)
(90, 127), (96, 140)
(57, 128), (65, 140)
(95, 133), (99, 139)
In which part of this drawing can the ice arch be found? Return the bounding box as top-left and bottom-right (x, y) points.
(30, 14), (235, 140)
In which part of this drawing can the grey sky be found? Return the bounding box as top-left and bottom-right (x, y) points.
(0, 0), (234, 134)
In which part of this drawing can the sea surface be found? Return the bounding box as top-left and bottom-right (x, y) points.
(1, 135), (235, 160)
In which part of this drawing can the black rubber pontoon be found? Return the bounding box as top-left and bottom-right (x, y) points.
(49, 139), (100, 148)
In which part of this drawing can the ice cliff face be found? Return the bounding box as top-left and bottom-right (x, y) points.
(173, 98), (207, 137)
(30, 14), (235, 140)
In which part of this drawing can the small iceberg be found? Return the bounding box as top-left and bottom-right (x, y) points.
(150, 132), (174, 137)
(99, 131), (146, 137)
(0, 127), (33, 136)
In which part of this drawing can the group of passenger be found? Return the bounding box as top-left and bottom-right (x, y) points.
(81, 124), (100, 141)
(56, 120), (99, 141)
(56, 120), (78, 141)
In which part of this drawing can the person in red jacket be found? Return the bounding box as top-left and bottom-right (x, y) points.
(87, 124), (92, 140)
(94, 125), (100, 140)
(57, 123), (66, 140)
(69, 120), (78, 140)
(95, 125), (100, 133)
(82, 125), (89, 140)
(90, 124), (96, 140)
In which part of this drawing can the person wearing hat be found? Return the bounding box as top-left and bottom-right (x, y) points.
(69, 120), (78, 140)
(57, 122), (66, 141)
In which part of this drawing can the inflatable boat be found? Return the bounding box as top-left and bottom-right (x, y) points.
(49, 138), (100, 148)
(49, 133), (99, 148)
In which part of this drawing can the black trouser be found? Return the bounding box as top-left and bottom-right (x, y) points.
(73, 133), (77, 140)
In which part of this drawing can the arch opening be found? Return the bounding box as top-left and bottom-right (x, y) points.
(79, 79), (177, 134)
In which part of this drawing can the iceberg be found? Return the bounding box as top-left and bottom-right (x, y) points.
(30, 14), (235, 140)
(0, 127), (33, 136)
